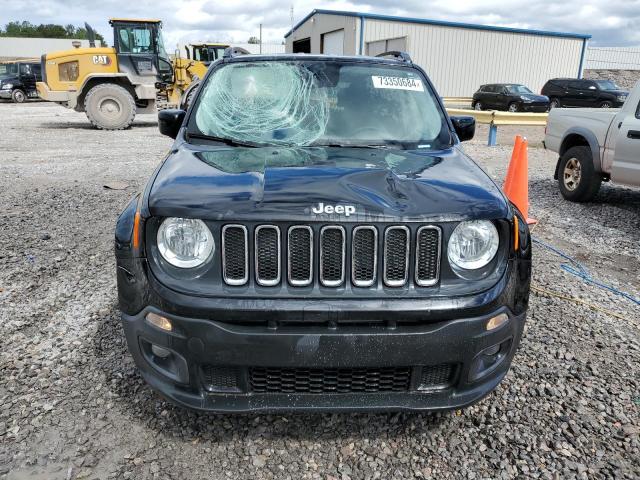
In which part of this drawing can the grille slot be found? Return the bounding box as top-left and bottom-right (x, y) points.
(415, 226), (441, 287)
(352, 226), (377, 287)
(418, 364), (455, 390)
(249, 366), (411, 394)
(201, 365), (241, 392)
(222, 225), (248, 285)
(288, 226), (313, 286)
(320, 226), (345, 287)
(255, 225), (281, 286)
(383, 226), (410, 287)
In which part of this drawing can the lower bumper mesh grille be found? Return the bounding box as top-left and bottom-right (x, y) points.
(249, 366), (411, 393)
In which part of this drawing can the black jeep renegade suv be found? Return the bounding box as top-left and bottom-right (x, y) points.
(115, 52), (531, 412)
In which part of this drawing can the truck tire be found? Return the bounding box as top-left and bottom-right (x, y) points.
(84, 83), (136, 130)
(508, 102), (520, 112)
(599, 101), (612, 108)
(558, 146), (601, 202)
(12, 89), (26, 103)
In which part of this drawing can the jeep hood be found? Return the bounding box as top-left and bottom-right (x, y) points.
(148, 145), (510, 222)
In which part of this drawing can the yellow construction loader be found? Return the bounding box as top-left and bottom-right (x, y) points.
(37, 19), (228, 129)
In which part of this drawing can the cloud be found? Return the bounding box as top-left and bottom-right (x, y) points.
(1, 0), (639, 46)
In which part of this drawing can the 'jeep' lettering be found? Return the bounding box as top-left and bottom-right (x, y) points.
(312, 203), (356, 216)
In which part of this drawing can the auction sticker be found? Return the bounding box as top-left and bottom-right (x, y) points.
(371, 75), (424, 91)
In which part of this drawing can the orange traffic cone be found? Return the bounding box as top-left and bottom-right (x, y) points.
(503, 137), (537, 225)
(503, 135), (523, 189)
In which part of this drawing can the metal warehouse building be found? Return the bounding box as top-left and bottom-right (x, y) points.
(284, 9), (591, 97)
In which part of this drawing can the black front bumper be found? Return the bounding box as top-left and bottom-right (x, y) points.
(521, 104), (549, 112)
(121, 305), (526, 412)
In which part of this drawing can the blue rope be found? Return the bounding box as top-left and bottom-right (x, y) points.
(532, 237), (640, 307)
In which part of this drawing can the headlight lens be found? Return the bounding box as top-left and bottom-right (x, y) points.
(157, 217), (214, 268)
(1, 83), (13, 90)
(617, 95), (627, 102)
(448, 220), (499, 270)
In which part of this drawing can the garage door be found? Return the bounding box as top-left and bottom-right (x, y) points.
(322, 29), (344, 55)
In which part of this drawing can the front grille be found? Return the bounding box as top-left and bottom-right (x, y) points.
(249, 366), (411, 393)
(222, 225), (248, 285)
(220, 223), (442, 288)
(288, 226), (313, 286)
(255, 225), (280, 286)
(352, 226), (377, 287)
(415, 227), (441, 286)
(320, 226), (345, 287)
(384, 226), (409, 287)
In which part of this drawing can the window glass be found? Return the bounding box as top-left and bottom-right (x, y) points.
(19, 63), (32, 75)
(117, 25), (153, 54)
(594, 80), (621, 91)
(568, 81), (584, 90)
(507, 85), (533, 94)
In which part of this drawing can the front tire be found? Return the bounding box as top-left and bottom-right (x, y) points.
(11, 89), (26, 103)
(84, 83), (136, 130)
(508, 102), (520, 112)
(549, 97), (560, 109)
(600, 101), (612, 108)
(473, 101), (483, 111)
(558, 146), (601, 202)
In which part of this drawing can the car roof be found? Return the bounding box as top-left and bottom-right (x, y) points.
(224, 53), (415, 66)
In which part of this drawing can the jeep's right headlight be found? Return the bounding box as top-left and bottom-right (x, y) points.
(1, 83), (12, 90)
(157, 217), (214, 268)
(448, 220), (499, 270)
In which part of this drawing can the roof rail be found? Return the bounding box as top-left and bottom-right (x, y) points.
(375, 51), (412, 63)
(223, 46), (251, 59)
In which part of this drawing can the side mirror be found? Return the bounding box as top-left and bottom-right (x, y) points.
(451, 116), (475, 142)
(158, 109), (186, 139)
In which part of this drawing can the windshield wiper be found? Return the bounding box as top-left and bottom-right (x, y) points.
(313, 143), (394, 150)
(186, 132), (258, 148)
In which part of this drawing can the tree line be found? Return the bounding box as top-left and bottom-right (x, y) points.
(0, 21), (105, 42)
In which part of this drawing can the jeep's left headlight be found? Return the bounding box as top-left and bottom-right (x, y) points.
(448, 220), (499, 270)
(157, 217), (214, 268)
(1, 83), (13, 90)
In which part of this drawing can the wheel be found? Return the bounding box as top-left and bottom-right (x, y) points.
(549, 97), (561, 109)
(508, 102), (520, 113)
(600, 101), (612, 108)
(84, 83), (136, 130)
(558, 146), (601, 202)
(180, 82), (199, 111)
(11, 89), (26, 103)
(474, 101), (483, 111)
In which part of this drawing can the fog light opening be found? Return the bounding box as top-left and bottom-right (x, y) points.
(151, 344), (172, 358)
(146, 312), (173, 332)
(486, 313), (509, 331)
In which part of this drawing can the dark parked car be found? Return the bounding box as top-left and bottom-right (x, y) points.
(472, 84), (549, 112)
(115, 52), (531, 412)
(0, 60), (42, 103)
(541, 78), (629, 109)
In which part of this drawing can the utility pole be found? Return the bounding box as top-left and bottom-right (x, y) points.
(259, 23), (262, 54)
(290, 5), (294, 31)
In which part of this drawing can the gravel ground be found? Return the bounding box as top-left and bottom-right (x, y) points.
(1, 103), (639, 480)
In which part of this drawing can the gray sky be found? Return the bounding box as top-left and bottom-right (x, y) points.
(3, 0), (640, 47)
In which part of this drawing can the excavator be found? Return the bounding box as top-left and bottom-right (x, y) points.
(37, 19), (229, 129)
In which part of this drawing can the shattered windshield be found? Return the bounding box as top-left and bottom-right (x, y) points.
(190, 60), (450, 150)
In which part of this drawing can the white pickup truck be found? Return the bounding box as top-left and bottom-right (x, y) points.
(544, 80), (640, 202)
